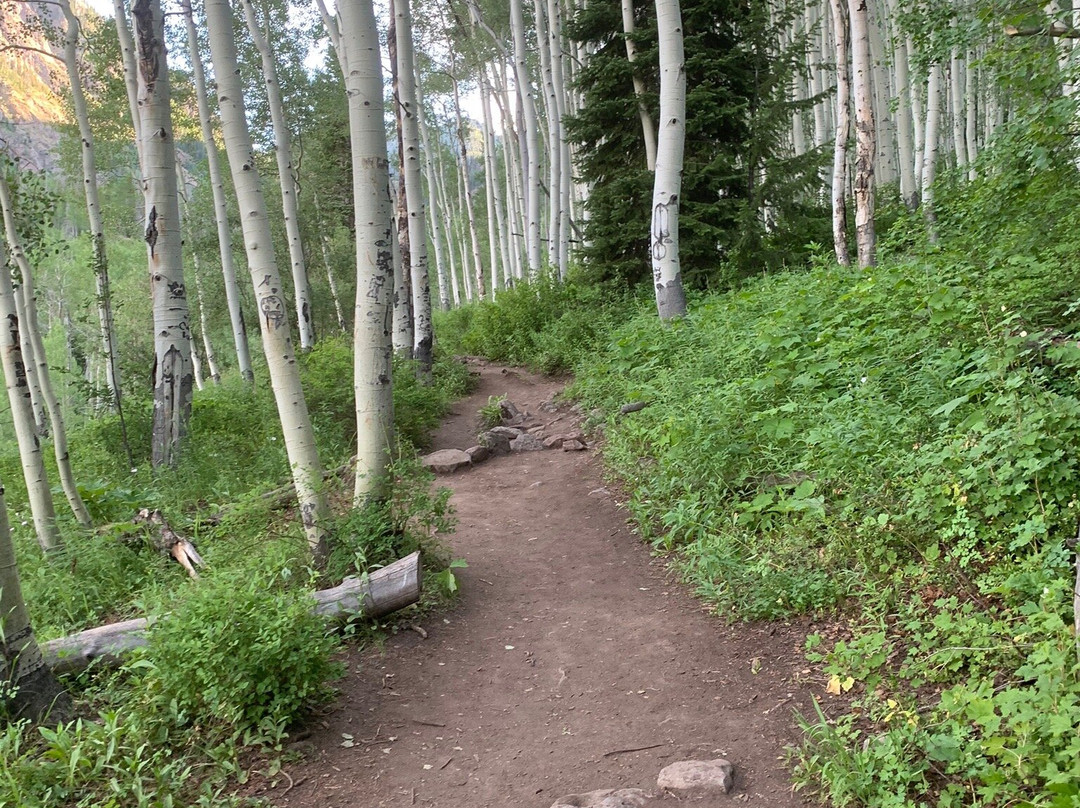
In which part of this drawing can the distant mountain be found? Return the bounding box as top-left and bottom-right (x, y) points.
(0, 1), (96, 171)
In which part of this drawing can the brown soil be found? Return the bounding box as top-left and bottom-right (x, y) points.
(262, 361), (818, 808)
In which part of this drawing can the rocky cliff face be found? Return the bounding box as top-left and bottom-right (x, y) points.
(0, 1), (77, 171)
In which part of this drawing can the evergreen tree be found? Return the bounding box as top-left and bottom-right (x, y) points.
(567, 0), (828, 289)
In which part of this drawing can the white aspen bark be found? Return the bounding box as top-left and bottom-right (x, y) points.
(510, 0), (543, 275)
(205, 0), (330, 561)
(965, 49), (978, 178)
(134, 0), (192, 469)
(418, 106), (451, 310)
(451, 75), (486, 299)
(391, 181), (414, 356)
(809, 1), (828, 151)
(312, 191), (348, 331)
(13, 288), (46, 438)
(553, 0), (572, 277)
(181, 0), (253, 384)
(60, 0), (125, 420)
(849, 0), (876, 268)
(911, 37), (925, 197)
(651, 0), (688, 319)
(481, 74), (512, 292)
(112, 0), (142, 153)
(0, 239), (62, 556)
(950, 47), (968, 170)
(238, 0), (314, 351)
(866, 2), (895, 186)
(922, 62), (942, 240)
(0, 177), (90, 528)
(480, 89), (501, 296)
(0, 481), (69, 721)
(491, 64), (527, 280)
(336, 0), (396, 504)
(432, 139), (462, 307)
(829, 0), (851, 266)
(394, 0), (433, 369)
(191, 253), (221, 384)
(190, 337), (205, 391)
(533, 0), (560, 270)
(891, 19), (918, 209)
(623, 0), (658, 169)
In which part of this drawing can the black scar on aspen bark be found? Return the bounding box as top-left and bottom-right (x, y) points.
(132, 0), (159, 85)
(145, 206), (158, 257)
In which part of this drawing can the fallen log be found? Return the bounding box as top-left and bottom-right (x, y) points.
(43, 551), (422, 674)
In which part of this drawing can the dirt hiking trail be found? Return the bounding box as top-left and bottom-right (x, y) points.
(270, 361), (816, 808)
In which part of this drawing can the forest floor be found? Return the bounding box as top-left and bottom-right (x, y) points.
(259, 361), (818, 808)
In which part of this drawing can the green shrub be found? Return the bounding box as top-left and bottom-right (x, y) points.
(141, 571), (342, 731)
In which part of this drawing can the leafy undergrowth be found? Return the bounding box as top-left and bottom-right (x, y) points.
(0, 343), (472, 806)
(440, 174), (1080, 805)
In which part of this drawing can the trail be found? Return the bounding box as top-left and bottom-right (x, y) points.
(266, 361), (814, 808)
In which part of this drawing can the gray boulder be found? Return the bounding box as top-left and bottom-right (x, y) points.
(550, 789), (649, 808)
(420, 449), (472, 474)
(656, 759), (734, 796)
(510, 433), (546, 452)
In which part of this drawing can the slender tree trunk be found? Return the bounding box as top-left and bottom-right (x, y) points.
(922, 62), (942, 241)
(650, 0), (688, 319)
(0, 481), (70, 721)
(965, 49), (979, 178)
(0, 240), (62, 556)
(191, 253), (221, 384)
(13, 288), (46, 438)
(848, 0), (876, 268)
(205, 0), (330, 562)
(551, 0), (572, 277)
(312, 192), (347, 331)
(451, 74), (486, 300)
(63, 0), (128, 448)
(432, 138), (462, 307)
(481, 74), (512, 293)
(181, 0), (254, 383)
(891, 18), (918, 209)
(950, 46), (968, 171)
(190, 335), (205, 391)
(391, 181), (415, 356)
(0, 176), (91, 528)
(335, 0), (396, 504)
(394, 0), (433, 370)
(418, 106), (451, 311)
(622, 0), (657, 169)
(866, 3), (894, 187)
(134, 0), (192, 469)
(238, 0), (315, 351)
(830, 0), (851, 266)
(510, 0), (543, 275)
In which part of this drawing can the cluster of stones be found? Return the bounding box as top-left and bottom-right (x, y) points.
(551, 759), (735, 807)
(421, 399), (588, 475)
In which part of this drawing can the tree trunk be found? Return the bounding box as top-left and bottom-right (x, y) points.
(891, 15), (918, 209)
(394, 0), (434, 369)
(238, 0), (314, 351)
(391, 181), (415, 357)
(205, 0), (330, 563)
(534, 0), (561, 272)
(510, 0), (543, 276)
(480, 72), (512, 293)
(0, 176), (91, 527)
(451, 72), (486, 300)
(922, 62), (942, 241)
(313, 191), (348, 331)
(650, 0), (688, 319)
(65, 0), (128, 441)
(622, 0), (657, 170)
(191, 253), (221, 385)
(44, 552), (422, 674)
(829, 0), (851, 266)
(134, 0), (193, 469)
(0, 239), (63, 556)
(418, 106), (452, 311)
(550, 0), (572, 277)
(0, 482), (70, 721)
(181, 0), (254, 384)
(848, 0), (876, 268)
(965, 49), (979, 178)
(336, 0), (397, 505)
(949, 46), (968, 171)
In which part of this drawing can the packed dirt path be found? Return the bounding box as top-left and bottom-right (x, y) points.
(270, 361), (816, 808)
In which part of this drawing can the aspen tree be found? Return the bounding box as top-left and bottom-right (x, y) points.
(0, 174), (90, 527)
(651, 0), (688, 319)
(550, 0), (572, 276)
(390, 182), (415, 356)
(889, 2), (918, 209)
(59, 0), (126, 432)
(510, 0), (543, 275)
(238, 0), (315, 351)
(922, 62), (942, 240)
(418, 105), (452, 310)
(848, 0), (876, 268)
(181, 0), (254, 383)
(0, 479), (69, 721)
(394, 0), (434, 369)
(0, 239), (62, 556)
(829, 0), (851, 266)
(623, 0), (657, 169)
(313, 191), (348, 330)
(333, 0), (397, 503)
(480, 73), (512, 290)
(205, 0), (330, 560)
(134, 0), (193, 468)
(450, 73), (486, 300)
(950, 46), (968, 170)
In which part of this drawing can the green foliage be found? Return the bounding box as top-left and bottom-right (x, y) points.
(140, 570), (342, 731)
(478, 395), (506, 428)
